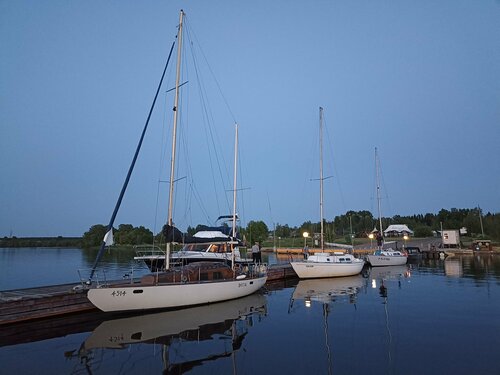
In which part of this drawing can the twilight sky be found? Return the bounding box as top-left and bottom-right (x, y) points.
(1, 1), (499, 237)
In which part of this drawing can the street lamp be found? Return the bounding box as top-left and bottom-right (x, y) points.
(368, 233), (374, 249)
(403, 234), (409, 249)
(303, 232), (309, 248)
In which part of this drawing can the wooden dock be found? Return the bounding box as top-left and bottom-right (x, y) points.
(0, 283), (96, 325)
(0, 263), (297, 325)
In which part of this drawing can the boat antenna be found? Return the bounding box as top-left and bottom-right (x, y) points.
(87, 34), (176, 283)
(165, 9), (185, 270)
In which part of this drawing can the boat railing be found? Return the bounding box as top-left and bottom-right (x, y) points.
(237, 262), (268, 278)
(134, 245), (165, 258)
(77, 266), (144, 288)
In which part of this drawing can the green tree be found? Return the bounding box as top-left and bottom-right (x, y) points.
(115, 224), (134, 244)
(413, 226), (433, 237)
(244, 220), (269, 245)
(125, 226), (153, 245)
(82, 224), (108, 248)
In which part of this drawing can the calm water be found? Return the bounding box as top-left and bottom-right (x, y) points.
(1, 248), (500, 375)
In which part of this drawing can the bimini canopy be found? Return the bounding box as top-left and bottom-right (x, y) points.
(383, 224), (414, 236)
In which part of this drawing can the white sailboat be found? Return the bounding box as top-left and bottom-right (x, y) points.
(86, 10), (266, 312)
(366, 148), (407, 267)
(134, 215), (252, 271)
(290, 107), (365, 279)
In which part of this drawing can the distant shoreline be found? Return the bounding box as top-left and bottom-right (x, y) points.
(0, 237), (82, 248)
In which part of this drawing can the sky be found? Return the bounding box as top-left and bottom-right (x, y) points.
(1, 1), (499, 237)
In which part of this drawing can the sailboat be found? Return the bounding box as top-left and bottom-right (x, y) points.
(290, 107), (365, 279)
(86, 10), (267, 312)
(366, 148), (407, 267)
(134, 215), (252, 271)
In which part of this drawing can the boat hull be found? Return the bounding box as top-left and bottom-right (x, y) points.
(290, 260), (364, 279)
(87, 276), (267, 312)
(366, 254), (407, 267)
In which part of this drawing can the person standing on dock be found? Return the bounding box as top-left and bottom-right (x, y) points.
(251, 242), (261, 263)
(303, 245), (309, 259)
(376, 232), (384, 250)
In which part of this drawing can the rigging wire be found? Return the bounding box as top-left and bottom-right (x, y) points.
(153, 90), (172, 242)
(184, 17), (238, 124)
(323, 110), (348, 215)
(89, 40), (176, 280)
(184, 17), (233, 218)
(185, 16), (242, 222)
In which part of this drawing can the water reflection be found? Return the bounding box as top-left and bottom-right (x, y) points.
(73, 293), (266, 374)
(289, 276), (364, 375)
(290, 275), (364, 307)
(444, 258), (463, 277)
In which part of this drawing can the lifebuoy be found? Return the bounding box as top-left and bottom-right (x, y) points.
(181, 275), (188, 283)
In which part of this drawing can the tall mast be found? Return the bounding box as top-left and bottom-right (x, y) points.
(166, 9), (184, 270)
(478, 205), (484, 238)
(375, 147), (383, 235)
(319, 107), (324, 251)
(231, 123), (239, 268)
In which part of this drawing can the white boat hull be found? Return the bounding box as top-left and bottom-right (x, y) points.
(87, 276), (267, 312)
(366, 254), (407, 267)
(291, 260), (364, 279)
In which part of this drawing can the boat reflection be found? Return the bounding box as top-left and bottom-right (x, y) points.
(444, 258), (463, 277)
(78, 293), (267, 373)
(289, 276), (364, 375)
(291, 275), (364, 307)
(367, 265), (411, 290)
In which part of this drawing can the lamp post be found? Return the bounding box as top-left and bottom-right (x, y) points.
(403, 234), (409, 250)
(303, 232), (309, 248)
(368, 233), (374, 249)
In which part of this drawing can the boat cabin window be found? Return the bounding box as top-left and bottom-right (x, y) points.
(183, 244), (209, 252)
(209, 244), (227, 253)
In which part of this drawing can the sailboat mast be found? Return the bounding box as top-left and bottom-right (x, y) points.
(166, 9), (184, 270)
(478, 205), (484, 237)
(319, 107), (324, 251)
(375, 147), (383, 235)
(231, 123), (239, 268)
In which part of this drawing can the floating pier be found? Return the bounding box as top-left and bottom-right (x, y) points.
(0, 283), (95, 325)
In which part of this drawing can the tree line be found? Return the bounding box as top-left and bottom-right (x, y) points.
(273, 208), (500, 242)
(81, 221), (272, 248)
(3, 207), (496, 249)
(80, 207), (498, 248)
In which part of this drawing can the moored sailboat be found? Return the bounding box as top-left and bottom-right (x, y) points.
(290, 107), (364, 279)
(85, 10), (266, 313)
(366, 148), (407, 267)
(134, 215), (252, 271)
